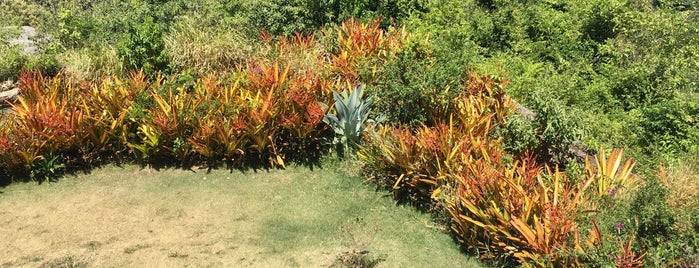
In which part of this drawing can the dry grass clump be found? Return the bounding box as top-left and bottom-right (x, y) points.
(663, 156), (699, 231)
(165, 18), (255, 74)
(664, 157), (699, 211)
(57, 46), (124, 81)
(256, 30), (331, 77)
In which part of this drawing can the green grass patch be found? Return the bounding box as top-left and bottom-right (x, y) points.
(0, 162), (483, 267)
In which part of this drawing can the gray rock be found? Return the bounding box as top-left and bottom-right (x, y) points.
(7, 26), (39, 54)
(509, 99), (537, 121)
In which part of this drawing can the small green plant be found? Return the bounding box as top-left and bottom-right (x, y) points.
(28, 153), (65, 183)
(324, 84), (381, 156)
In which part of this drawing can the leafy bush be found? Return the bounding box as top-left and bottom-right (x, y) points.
(55, 8), (96, 49)
(369, 40), (460, 128)
(638, 97), (699, 159)
(117, 16), (169, 75)
(526, 94), (584, 165)
(244, 0), (423, 36)
(630, 176), (675, 247)
(0, 40), (26, 81)
(497, 112), (538, 156)
(0, 0), (50, 27)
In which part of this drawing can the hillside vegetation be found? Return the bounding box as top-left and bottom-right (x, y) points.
(1, 0), (698, 266)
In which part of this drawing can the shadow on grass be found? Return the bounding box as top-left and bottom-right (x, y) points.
(0, 137), (333, 186)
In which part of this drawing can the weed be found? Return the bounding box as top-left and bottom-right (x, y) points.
(333, 217), (385, 268)
(167, 251), (188, 258)
(38, 254), (87, 268)
(123, 244), (151, 254)
(29, 154), (65, 183)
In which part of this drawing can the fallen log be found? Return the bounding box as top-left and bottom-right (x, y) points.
(0, 80), (20, 106)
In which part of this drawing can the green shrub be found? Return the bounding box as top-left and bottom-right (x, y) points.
(370, 39), (462, 128)
(0, 0), (50, 27)
(497, 112), (538, 156)
(117, 16), (170, 75)
(504, 93), (584, 165)
(25, 53), (60, 78)
(630, 177), (675, 247)
(580, 0), (620, 43)
(638, 97), (699, 159)
(245, 0), (424, 36)
(578, 110), (644, 162)
(0, 41), (25, 81)
(54, 8), (97, 49)
(606, 65), (678, 111)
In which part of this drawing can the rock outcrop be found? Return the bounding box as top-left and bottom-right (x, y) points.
(8, 26), (39, 54)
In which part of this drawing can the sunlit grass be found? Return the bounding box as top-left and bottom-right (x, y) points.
(0, 161), (484, 267)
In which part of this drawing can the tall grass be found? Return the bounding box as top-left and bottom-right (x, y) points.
(56, 46), (124, 81)
(164, 18), (255, 74)
(664, 155), (699, 232)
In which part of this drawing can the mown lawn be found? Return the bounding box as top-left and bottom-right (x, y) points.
(0, 162), (483, 267)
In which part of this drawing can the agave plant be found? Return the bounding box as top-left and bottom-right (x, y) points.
(323, 84), (380, 154)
